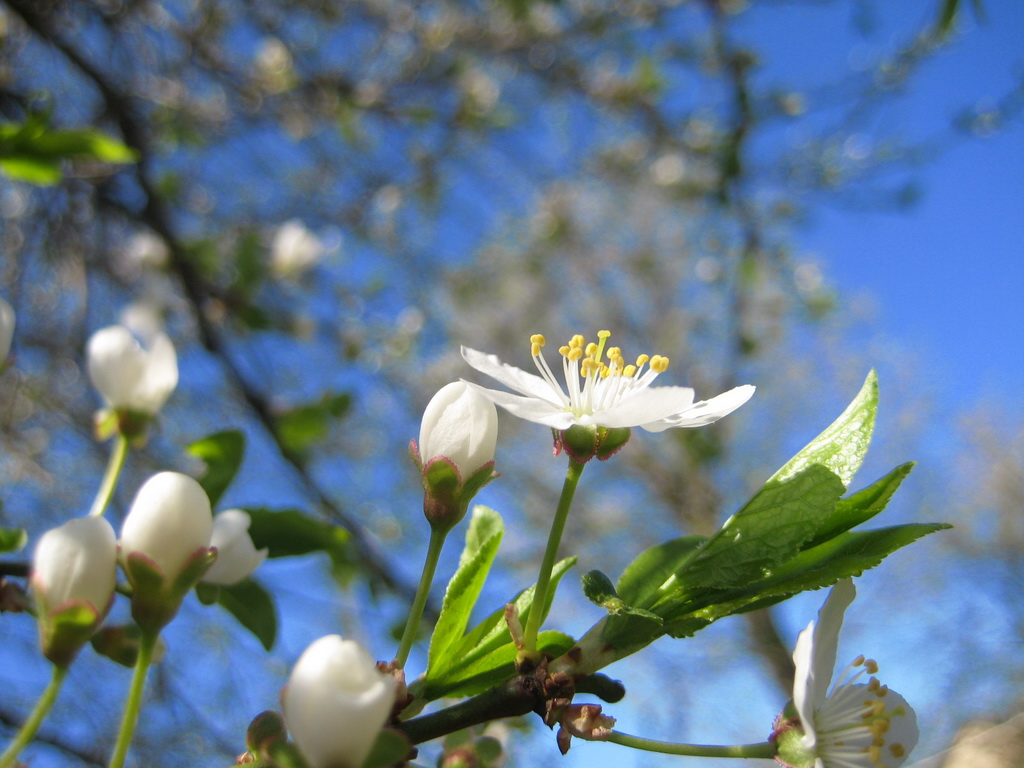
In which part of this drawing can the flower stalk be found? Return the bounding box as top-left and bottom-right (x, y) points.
(0, 664), (69, 768)
(520, 457), (585, 661)
(107, 628), (159, 768)
(605, 731), (775, 759)
(395, 526), (448, 669)
(89, 433), (129, 518)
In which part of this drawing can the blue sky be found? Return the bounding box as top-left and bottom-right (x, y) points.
(795, 1), (1024, 411)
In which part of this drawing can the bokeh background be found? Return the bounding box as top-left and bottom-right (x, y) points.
(0, 0), (1021, 766)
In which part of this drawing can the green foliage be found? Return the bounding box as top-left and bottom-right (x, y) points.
(581, 371), (947, 660)
(0, 113), (136, 185)
(275, 393), (352, 457)
(0, 526), (27, 554)
(188, 430), (246, 508)
(362, 728), (413, 768)
(197, 579), (278, 650)
(419, 505), (577, 699)
(245, 507), (354, 584)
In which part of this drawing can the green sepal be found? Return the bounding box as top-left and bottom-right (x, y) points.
(362, 728), (413, 768)
(246, 710), (288, 756)
(420, 457), (498, 535)
(595, 427), (631, 461)
(771, 708), (815, 768)
(124, 547), (216, 632)
(264, 739), (311, 768)
(93, 407), (120, 442)
(91, 623), (165, 668)
(38, 601), (102, 667)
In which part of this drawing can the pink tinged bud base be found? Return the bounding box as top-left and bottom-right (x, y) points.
(32, 516), (118, 666)
(283, 635), (398, 768)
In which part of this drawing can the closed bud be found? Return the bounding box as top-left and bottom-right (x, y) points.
(87, 325), (178, 422)
(32, 516), (117, 665)
(202, 509), (269, 586)
(412, 382), (498, 533)
(283, 635), (397, 768)
(120, 472), (215, 631)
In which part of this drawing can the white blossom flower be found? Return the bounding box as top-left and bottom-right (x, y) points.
(86, 325), (178, 414)
(283, 635), (397, 768)
(201, 509), (268, 586)
(461, 331), (754, 432)
(782, 579), (919, 768)
(0, 297), (14, 368)
(125, 230), (170, 269)
(419, 381), (498, 476)
(32, 517), (117, 615)
(120, 472), (213, 580)
(271, 220), (323, 280)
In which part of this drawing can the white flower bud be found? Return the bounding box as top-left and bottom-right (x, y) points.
(283, 635), (397, 768)
(32, 516), (117, 614)
(0, 297), (14, 367)
(201, 509), (268, 586)
(419, 381), (498, 476)
(120, 472), (212, 579)
(87, 325), (178, 414)
(271, 220), (323, 280)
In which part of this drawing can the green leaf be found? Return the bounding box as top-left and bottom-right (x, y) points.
(244, 507), (353, 583)
(213, 577), (277, 650)
(419, 556), (577, 700)
(188, 430), (246, 507)
(616, 536), (704, 608)
(29, 128), (137, 163)
(276, 393), (352, 455)
(582, 570), (662, 624)
(0, 156), (61, 184)
(428, 507), (504, 672)
(0, 526), (27, 554)
(808, 462), (915, 548)
(674, 463), (845, 592)
(771, 369), (878, 489)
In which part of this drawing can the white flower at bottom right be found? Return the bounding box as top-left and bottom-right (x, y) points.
(776, 579), (919, 768)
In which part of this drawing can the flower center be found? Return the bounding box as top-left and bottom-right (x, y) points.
(529, 331), (669, 418)
(816, 656), (911, 768)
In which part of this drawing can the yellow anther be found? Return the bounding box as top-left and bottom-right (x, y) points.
(868, 678), (881, 692)
(867, 745), (881, 764)
(567, 347), (583, 362)
(570, 334), (585, 348)
(650, 355), (670, 373)
(531, 342), (543, 356)
(624, 365), (637, 377)
(585, 342), (598, 357)
(531, 333), (546, 346)
(889, 744), (906, 758)
(635, 354), (649, 367)
(865, 659), (879, 674)
(581, 358), (600, 376)
(853, 655), (866, 667)
(876, 685), (889, 698)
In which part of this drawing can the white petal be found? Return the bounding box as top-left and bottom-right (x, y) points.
(134, 332), (178, 413)
(875, 690), (919, 766)
(463, 382), (577, 429)
(582, 386), (696, 429)
(643, 385), (756, 432)
(461, 347), (562, 402)
(792, 579), (856, 749)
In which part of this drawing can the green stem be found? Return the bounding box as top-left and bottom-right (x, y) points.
(89, 433), (129, 517)
(521, 458), (585, 656)
(107, 629), (158, 768)
(395, 527), (447, 669)
(0, 664), (69, 768)
(606, 731), (775, 760)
